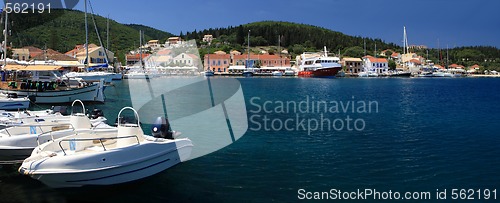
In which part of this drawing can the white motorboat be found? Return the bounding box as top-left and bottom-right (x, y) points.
(272, 71), (283, 77)
(0, 93), (30, 110)
(64, 71), (114, 83)
(0, 100), (114, 162)
(204, 70), (215, 77)
(19, 107), (193, 188)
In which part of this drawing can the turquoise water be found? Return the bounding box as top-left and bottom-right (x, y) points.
(1, 77), (499, 202)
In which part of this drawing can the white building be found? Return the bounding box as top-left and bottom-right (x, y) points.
(363, 56), (388, 74)
(172, 53), (199, 67)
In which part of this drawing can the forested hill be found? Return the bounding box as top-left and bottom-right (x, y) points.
(5, 11), (500, 69)
(184, 21), (401, 56)
(185, 21), (500, 69)
(7, 9), (173, 62)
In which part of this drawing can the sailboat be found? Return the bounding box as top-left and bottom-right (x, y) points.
(390, 26), (412, 77)
(63, 0), (116, 83)
(242, 30), (254, 77)
(0, 1), (105, 104)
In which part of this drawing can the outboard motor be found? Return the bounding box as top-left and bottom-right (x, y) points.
(151, 116), (174, 139)
(89, 109), (104, 119)
(51, 106), (69, 115)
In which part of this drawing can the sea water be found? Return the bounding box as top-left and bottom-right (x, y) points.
(0, 77), (499, 202)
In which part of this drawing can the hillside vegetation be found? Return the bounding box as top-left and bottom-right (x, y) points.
(5, 11), (500, 70)
(8, 9), (173, 62)
(186, 21), (500, 70)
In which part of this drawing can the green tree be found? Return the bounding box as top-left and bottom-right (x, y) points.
(343, 46), (364, 58)
(388, 60), (397, 70)
(385, 50), (393, 58)
(236, 25), (245, 45)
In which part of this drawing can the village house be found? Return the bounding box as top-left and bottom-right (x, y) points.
(202, 35), (214, 44)
(204, 54), (231, 72)
(342, 57), (363, 75)
(125, 53), (150, 66)
(172, 53), (199, 67)
(232, 54), (290, 68)
(65, 44), (114, 65)
(147, 40), (161, 50)
(12, 48), (30, 61)
(363, 56), (388, 74)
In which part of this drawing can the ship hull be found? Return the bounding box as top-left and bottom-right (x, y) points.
(298, 67), (342, 78)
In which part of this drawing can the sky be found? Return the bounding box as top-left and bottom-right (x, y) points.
(71, 0), (500, 48)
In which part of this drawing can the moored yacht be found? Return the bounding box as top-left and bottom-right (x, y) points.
(297, 46), (342, 78)
(0, 65), (105, 103)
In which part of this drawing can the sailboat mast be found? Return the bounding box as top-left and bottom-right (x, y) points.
(363, 38), (366, 56)
(3, 0), (8, 68)
(107, 15), (109, 52)
(446, 44), (449, 69)
(84, 0), (89, 68)
(278, 35), (281, 67)
(139, 30), (143, 69)
(247, 30), (250, 69)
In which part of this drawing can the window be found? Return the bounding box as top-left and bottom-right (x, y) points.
(224, 60), (227, 65)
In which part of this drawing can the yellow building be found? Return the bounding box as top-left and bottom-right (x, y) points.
(65, 44), (114, 65)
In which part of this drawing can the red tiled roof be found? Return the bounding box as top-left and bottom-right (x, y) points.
(187, 54), (199, 59)
(65, 44), (99, 56)
(409, 59), (421, 64)
(367, 57), (388, 63)
(22, 46), (44, 58)
(471, 64), (480, 69)
(435, 65), (444, 69)
(205, 54), (230, 60)
(449, 64), (459, 68)
(391, 52), (399, 57)
(156, 49), (172, 55)
(32, 49), (78, 61)
(126, 53), (150, 60)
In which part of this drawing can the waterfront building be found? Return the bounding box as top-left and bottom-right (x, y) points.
(125, 53), (150, 66)
(342, 57), (363, 75)
(204, 54), (231, 72)
(172, 53), (199, 67)
(65, 44), (114, 65)
(363, 56), (388, 74)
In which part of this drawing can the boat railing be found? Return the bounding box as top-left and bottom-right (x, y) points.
(2, 122), (70, 137)
(58, 135), (140, 155)
(35, 123), (77, 149)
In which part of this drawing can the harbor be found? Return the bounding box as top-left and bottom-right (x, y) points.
(0, 0), (499, 202)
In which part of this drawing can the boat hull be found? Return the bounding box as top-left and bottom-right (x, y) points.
(19, 138), (192, 188)
(0, 127), (116, 162)
(298, 67), (342, 78)
(389, 72), (411, 77)
(2, 82), (105, 104)
(65, 73), (114, 83)
(0, 98), (30, 110)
